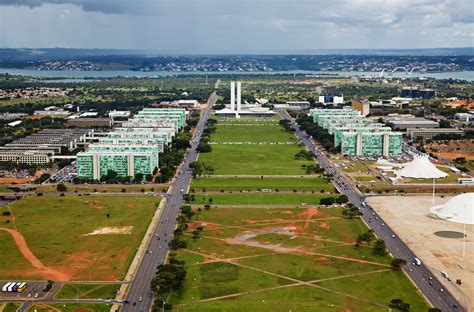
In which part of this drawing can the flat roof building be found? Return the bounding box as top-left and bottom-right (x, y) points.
(318, 94), (344, 104)
(135, 108), (186, 129)
(76, 108), (182, 181)
(407, 128), (465, 140)
(341, 132), (403, 156)
(382, 115), (439, 130)
(67, 118), (112, 128)
(310, 107), (402, 156)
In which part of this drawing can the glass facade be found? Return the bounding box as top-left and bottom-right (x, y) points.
(77, 108), (183, 180)
(310, 108), (402, 156)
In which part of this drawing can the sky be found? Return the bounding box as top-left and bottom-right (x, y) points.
(0, 0), (473, 52)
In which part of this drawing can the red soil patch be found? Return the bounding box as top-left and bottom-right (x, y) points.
(437, 152), (474, 159)
(241, 219), (257, 224)
(316, 257), (331, 265)
(266, 210), (294, 215)
(0, 170), (43, 184)
(0, 227), (70, 281)
(319, 222), (330, 230)
(205, 223), (221, 230)
(299, 208), (321, 229)
(256, 218), (290, 223)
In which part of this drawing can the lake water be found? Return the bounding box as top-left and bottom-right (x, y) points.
(1, 68), (473, 81)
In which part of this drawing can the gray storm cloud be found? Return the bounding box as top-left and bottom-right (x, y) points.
(0, 0), (472, 50)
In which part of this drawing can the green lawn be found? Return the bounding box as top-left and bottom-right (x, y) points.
(167, 207), (429, 311)
(318, 270), (429, 311)
(188, 193), (338, 206)
(0, 196), (158, 281)
(0, 231), (41, 280)
(1, 302), (21, 312)
(173, 285), (384, 311)
(27, 303), (113, 312)
(191, 177), (333, 192)
(211, 125), (295, 142)
(191, 207), (343, 226)
(54, 283), (120, 299)
(198, 144), (315, 175)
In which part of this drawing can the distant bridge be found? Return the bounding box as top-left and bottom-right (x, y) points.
(378, 66), (423, 77)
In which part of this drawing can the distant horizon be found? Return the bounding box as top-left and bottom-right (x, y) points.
(1, 46), (474, 56)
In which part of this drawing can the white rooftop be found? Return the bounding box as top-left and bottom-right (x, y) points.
(398, 155), (448, 179)
(430, 193), (474, 225)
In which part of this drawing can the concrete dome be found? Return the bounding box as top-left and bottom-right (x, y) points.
(430, 193), (474, 225)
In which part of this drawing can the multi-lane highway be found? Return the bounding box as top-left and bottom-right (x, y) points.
(279, 109), (464, 312)
(121, 91), (216, 312)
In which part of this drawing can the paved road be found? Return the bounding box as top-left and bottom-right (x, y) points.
(121, 91), (216, 312)
(278, 109), (464, 312)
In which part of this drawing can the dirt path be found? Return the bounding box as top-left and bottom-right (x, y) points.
(0, 227), (70, 281)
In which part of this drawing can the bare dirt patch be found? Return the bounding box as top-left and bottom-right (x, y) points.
(0, 227), (70, 281)
(83, 226), (133, 236)
(319, 222), (330, 230)
(241, 219), (257, 224)
(299, 207), (321, 229)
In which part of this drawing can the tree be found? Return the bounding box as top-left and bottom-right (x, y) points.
(373, 239), (387, 256)
(56, 183), (67, 193)
(133, 173), (144, 183)
(391, 258), (407, 270)
(389, 299), (411, 311)
(189, 161), (203, 179)
(180, 205), (194, 220)
(342, 206), (361, 219)
(335, 195), (348, 204)
(36, 173), (51, 184)
(151, 261), (187, 293)
(320, 197), (335, 206)
(357, 230), (375, 244)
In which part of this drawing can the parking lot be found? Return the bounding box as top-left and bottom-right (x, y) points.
(0, 281), (48, 299)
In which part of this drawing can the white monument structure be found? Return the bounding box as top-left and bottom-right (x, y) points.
(215, 80), (275, 119)
(230, 81), (242, 111)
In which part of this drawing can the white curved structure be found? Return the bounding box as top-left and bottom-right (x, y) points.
(430, 193), (474, 225)
(398, 155), (447, 179)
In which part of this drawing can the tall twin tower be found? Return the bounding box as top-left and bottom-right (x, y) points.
(230, 81), (242, 111)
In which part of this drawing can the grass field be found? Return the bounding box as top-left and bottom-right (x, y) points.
(191, 177), (333, 192)
(211, 125), (295, 142)
(27, 303), (112, 312)
(0, 302), (21, 312)
(198, 144), (315, 175)
(0, 196), (158, 281)
(166, 207), (429, 311)
(54, 283), (120, 299)
(0, 231), (41, 280)
(188, 193), (339, 206)
(37, 183), (169, 194)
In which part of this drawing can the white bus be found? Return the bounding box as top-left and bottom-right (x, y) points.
(7, 282), (17, 292)
(2, 282), (12, 292)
